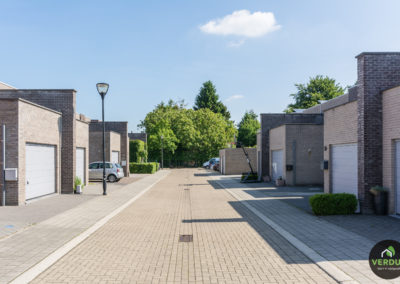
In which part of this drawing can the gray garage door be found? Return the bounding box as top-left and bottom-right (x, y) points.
(111, 151), (119, 164)
(25, 144), (56, 200)
(331, 143), (358, 197)
(396, 141), (400, 215)
(271, 150), (283, 181)
(76, 148), (85, 184)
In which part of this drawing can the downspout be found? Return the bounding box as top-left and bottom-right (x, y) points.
(292, 140), (296, 185)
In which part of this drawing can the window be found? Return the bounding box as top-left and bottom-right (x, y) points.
(89, 163), (98, 169)
(96, 163), (113, 169)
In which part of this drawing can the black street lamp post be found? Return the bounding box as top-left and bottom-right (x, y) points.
(96, 83), (109, 195)
(161, 135), (164, 169)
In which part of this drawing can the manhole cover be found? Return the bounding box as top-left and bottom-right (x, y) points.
(179, 235), (193, 242)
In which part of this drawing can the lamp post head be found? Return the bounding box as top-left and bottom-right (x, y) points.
(96, 83), (109, 97)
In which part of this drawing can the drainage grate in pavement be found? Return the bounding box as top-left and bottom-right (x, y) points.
(184, 188), (190, 191)
(179, 234), (193, 242)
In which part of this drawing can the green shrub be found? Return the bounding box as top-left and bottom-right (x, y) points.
(130, 162), (158, 174)
(309, 193), (357, 215)
(241, 173), (258, 181)
(74, 176), (83, 190)
(130, 140), (147, 163)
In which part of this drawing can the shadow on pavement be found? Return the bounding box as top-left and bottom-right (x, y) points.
(204, 174), (400, 264)
(182, 218), (245, 223)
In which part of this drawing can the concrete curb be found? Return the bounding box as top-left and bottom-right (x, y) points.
(10, 170), (170, 284)
(214, 178), (359, 284)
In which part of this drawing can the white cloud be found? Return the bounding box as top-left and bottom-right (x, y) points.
(228, 39), (245, 48)
(226, 95), (244, 102)
(200, 10), (280, 38)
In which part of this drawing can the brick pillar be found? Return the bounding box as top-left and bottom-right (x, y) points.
(356, 52), (400, 213)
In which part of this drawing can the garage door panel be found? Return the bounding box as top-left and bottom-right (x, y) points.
(26, 144), (56, 200)
(331, 143), (358, 197)
(76, 148), (85, 184)
(111, 151), (119, 164)
(271, 150), (283, 181)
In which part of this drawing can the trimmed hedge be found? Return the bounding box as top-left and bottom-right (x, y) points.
(129, 140), (147, 163)
(129, 162), (159, 174)
(309, 193), (357, 215)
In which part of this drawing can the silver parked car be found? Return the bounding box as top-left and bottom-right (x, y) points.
(89, 161), (124, 182)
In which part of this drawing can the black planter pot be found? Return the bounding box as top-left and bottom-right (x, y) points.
(373, 191), (388, 215)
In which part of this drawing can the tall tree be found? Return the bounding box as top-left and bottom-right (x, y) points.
(139, 100), (236, 165)
(194, 81), (231, 119)
(285, 75), (345, 113)
(237, 110), (260, 147)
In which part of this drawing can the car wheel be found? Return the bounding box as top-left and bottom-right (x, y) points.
(108, 174), (117, 183)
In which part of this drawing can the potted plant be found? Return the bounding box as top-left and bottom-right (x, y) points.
(275, 176), (285, 186)
(370, 186), (388, 215)
(74, 176), (83, 194)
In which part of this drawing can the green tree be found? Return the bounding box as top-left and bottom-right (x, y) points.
(285, 75), (345, 113)
(139, 99), (236, 166)
(237, 110), (260, 147)
(194, 81), (231, 120)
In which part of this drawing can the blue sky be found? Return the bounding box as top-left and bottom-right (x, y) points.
(1, 0), (400, 131)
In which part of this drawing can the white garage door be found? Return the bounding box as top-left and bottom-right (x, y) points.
(76, 148), (85, 184)
(25, 144), (56, 200)
(331, 143), (358, 197)
(271, 150), (283, 181)
(396, 141), (400, 214)
(111, 151), (119, 164)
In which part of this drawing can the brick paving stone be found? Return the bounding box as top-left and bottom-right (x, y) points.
(0, 172), (167, 284)
(213, 174), (400, 283)
(33, 169), (335, 283)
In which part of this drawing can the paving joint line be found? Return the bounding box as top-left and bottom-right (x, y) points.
(213, 177), (358, 284)
(10, 170), (171, 284)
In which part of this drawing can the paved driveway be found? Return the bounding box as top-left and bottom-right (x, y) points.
(33, 169), (334, 283)
(0, 175), (145, 240)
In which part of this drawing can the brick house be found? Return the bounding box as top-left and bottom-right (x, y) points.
(219, 148), (257, 175)
(258, 52), (400, 214)
(257, 113), (323, 182)
(0, 98), (62, 205)
(89, 130), (121, 164)
(89, 121), (130, 177)
(0, 88), (90, 205)
(269, 123), (323, 186)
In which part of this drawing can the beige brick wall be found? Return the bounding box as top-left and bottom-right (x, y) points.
(0, 82), (16, 90)
(110, 131), (121, 163)
(76, 119), (89, 185)
(15, 100), (61, 205)
(285, 125), (323, 185)
(382, 86), (400, 214)
(269, 125), (286, 180)
(323, 101), (358, 193)
(220, 148), (257, 175)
